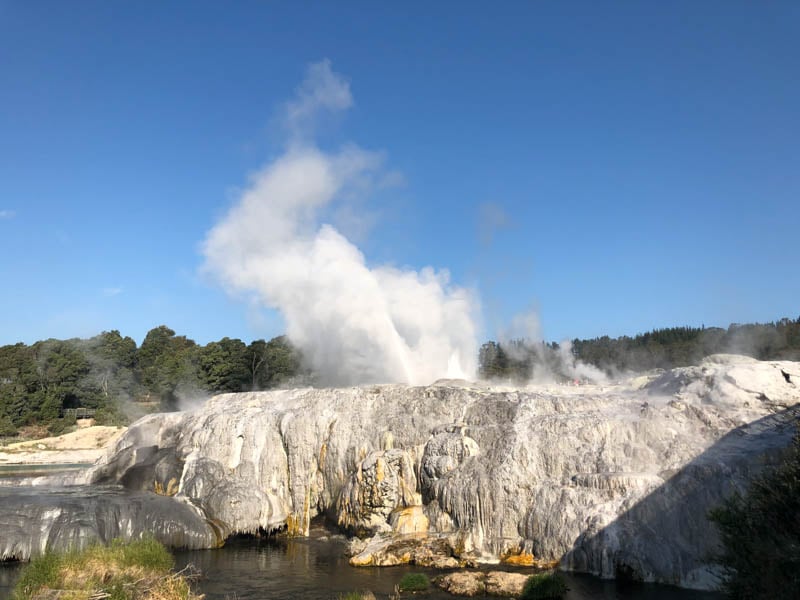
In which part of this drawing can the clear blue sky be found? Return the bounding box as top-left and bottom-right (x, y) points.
(1, 1), (798, 347)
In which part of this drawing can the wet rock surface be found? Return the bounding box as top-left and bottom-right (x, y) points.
(436, 570), (530, 597)
(0, 485), (220, 560)
(2, 355), (797, 590)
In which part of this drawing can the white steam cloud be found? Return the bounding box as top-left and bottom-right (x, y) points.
(203, 60), (478, 386)
(502, 308), (608, 384)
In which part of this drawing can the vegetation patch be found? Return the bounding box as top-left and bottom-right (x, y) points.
(520, 572), (568, 600)
(709, 430), (800, 599)
(398, 572), (430, 592)
(13, 537), (202, 600)
(337, 593), (376, 600)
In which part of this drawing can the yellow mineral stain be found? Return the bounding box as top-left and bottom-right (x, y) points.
(392, 506), (429, 536)
(286, 512), (302, 536)
(501, 551), (536, 566)
(349, 554), (373, 567)
(153, 477), (179, 497)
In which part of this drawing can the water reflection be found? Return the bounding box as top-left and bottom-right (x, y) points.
(173, 535), (723, 600)
(0, 526), (723, 600)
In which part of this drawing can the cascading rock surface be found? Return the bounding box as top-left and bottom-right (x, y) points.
(4, 355), (797, 590)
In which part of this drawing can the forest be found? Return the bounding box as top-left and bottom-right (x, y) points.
(0, 326), (303, 437)
(479, 317), (800, 381)
(1, 317), (799, 437)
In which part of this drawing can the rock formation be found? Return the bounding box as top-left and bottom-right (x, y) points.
(0, 486), (220, 561)
(2, 355), (798, 590)
(437, 571), (531, 597)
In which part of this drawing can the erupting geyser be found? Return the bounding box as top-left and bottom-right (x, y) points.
(202, 60), (478, 385)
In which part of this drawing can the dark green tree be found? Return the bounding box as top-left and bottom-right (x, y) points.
(137, 326), (201, 410)
(246, 339), (270, 390)
(709, 430), (800, 598)
(198, 337), (250, 393)
(262, 335), (303, 387)
(0, 343), (39, 426)
(31, 339), (93, 417)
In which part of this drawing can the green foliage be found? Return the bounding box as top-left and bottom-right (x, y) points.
(93, 406), (126, 426)
(0, 325), (307, 436)
(480, 317), (800, 382)
(2, 317), (797, 435)
(263, 335), (304, 387)
(12, 550), (62, 598)
(709, 431), (800, 599)
(398, 572), (430, 592)
(138, 325), (202, 410)
(520, 572), (568, 600)
(108, 536), (175, 571)
(247, 338), (270, 390)
(0, 414), (18, 437)
(13, 538), (180, 600)
(46, 414), (76, 436)
(199, 337), (250, 393)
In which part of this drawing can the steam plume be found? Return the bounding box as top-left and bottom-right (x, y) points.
(502, 308), (608, 384)
(203, 60), (478, 385)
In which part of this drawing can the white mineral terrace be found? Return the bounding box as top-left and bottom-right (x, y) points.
(2, 355), (798, 591)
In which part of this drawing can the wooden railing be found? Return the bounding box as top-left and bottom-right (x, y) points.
(60, 408), (96, 419)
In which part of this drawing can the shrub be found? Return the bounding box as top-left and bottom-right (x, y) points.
(46, 417), (72, 436)
(0, 415), (18, 437)
(13, 537), (199, 600)
(520, 572), (568, 600)
(398, 572), (430, 592)
(709, 430), (800, 599)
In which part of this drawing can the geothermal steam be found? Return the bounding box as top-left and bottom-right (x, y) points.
(203, 61), (478, 385)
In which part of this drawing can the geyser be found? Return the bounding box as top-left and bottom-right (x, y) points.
(203, 60), (478, 385)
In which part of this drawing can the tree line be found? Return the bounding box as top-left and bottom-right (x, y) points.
(479, 317), (800, 382)
(0, 326), (303, 436)
(3, 317), (799, 437)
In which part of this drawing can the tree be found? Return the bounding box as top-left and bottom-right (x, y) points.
(0, 343), (39, 426)
(246, 339), (270, 390)
(709, 430), (800, 598)
(137, 326), (201, 409)
(198, 337), (249, 393)
(30, 339), (92, 419)
(262, 336), (302, 387)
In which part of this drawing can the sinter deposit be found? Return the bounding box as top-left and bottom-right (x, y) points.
(3, 355), (798, 590)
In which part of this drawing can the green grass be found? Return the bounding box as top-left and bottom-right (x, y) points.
(336, 593), (376, 600)
(107, 536), (174, 570)
(13, 551), (62, 599)
(13, 537), (196, 600)
(520, 572), (568, 600)
(398, 572), (430, 592)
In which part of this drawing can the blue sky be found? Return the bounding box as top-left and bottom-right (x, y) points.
(1, 1), (798, 348)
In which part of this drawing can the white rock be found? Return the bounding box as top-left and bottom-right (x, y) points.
(78, 355), (799, 590)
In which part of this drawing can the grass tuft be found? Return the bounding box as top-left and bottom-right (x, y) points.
(398, 572), (430, 592)
(13, 537), (200, 600)
(520, 572), (568, 600)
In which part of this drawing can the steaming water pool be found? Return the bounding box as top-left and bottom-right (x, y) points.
(0, 533), (724, 600)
